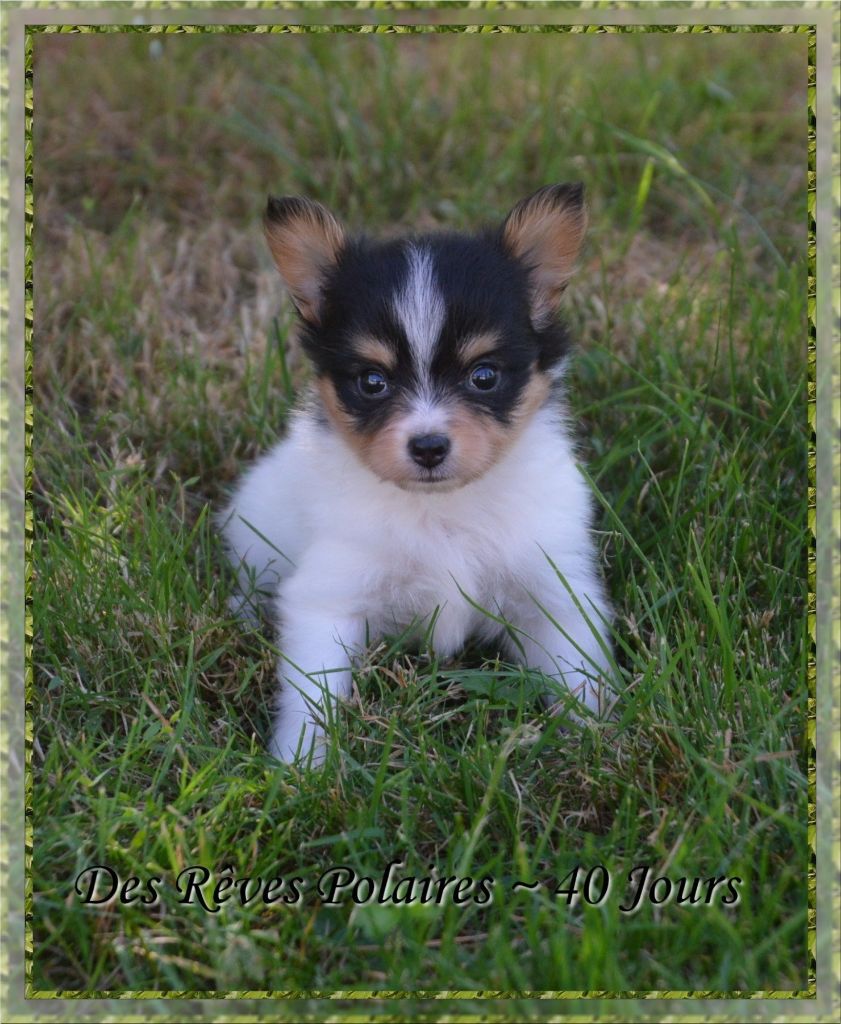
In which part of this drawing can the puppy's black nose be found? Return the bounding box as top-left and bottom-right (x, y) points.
(409, 433), (451, 469)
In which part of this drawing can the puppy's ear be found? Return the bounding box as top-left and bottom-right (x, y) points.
(264, 196), (345, 325)
(501, 183), (587, 328)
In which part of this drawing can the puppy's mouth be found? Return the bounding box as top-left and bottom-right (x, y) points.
(418, 468), (451, 484)
(418, 477), (455, 489)
(397, 469), (462, 493)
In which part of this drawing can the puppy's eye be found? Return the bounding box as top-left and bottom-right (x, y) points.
(358, 369), (390, 398)
(468, 363), (500, 392)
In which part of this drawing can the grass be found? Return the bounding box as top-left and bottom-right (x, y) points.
(32, 30), (808, 995)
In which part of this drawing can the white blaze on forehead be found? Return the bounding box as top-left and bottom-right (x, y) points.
(393, 244), (446, 380)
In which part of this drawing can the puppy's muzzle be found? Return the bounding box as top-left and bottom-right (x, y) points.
(408, 433), (451, 469)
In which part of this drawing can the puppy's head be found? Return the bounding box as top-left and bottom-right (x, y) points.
(264, 185), (587, 491)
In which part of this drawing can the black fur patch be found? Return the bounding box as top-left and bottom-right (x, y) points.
(428, 233), (568, 423)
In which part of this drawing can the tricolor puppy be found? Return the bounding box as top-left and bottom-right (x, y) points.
(221, 184), (613, 764)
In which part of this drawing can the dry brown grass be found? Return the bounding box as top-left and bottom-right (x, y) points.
(39, 193), (283, 384)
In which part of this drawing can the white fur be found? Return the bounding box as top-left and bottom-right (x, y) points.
(220, 399), (613, 765)
(393, 245), (446, 384)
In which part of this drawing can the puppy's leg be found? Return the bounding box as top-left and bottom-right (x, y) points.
(503, 585), (613, 717)
(218, 448), (303, 626)
(269, 610), (365, 766)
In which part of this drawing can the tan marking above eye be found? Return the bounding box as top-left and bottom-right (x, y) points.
(458, 332), (501, 366)
(350, 336), (398, 371)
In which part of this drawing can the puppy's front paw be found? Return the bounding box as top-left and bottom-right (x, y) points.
(268, 714), (326, 767)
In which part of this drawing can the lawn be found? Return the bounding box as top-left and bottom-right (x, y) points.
(32, 28), (808, 994)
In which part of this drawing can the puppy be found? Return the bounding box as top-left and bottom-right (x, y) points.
(221, 184), (613, 764)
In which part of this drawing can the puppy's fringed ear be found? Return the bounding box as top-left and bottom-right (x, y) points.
(264, 196), (345, 325)
(502, 183), (587, 328)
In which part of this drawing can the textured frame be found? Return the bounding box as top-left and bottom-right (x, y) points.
(1, 2), (838, 1022)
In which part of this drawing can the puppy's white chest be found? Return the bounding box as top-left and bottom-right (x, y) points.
(366, 514), (504, 655)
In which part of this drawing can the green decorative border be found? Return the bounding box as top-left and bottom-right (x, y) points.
(13, 20), (832, 35)
(807, 23), (818, 996)
(2, 2), (838, 1022)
